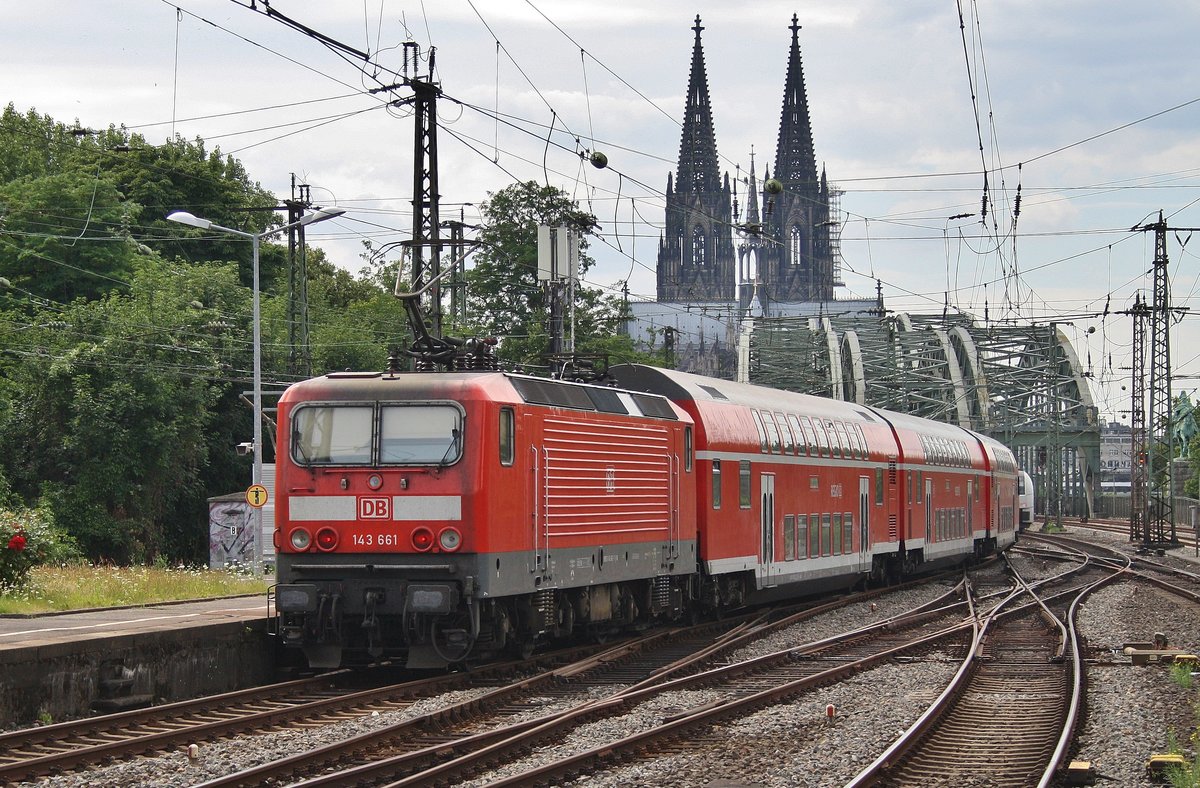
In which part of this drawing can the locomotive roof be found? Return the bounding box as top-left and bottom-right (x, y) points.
(280, 369), (688, 422)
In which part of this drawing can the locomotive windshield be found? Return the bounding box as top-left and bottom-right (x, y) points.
(291, 403), (463, 466)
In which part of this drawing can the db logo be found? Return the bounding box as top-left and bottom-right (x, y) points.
(358, 497), (390, 519)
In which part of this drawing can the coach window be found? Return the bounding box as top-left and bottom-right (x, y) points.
(821, 513), (832, 556)
(784, 514), (795, 560)
(797, 515), (808, 558)
(799, 415), (816, 455)
(751, 410), (768, 453)
(824, 421), (840, 459)
(843, 423), (859, 459)
(712, 460), (722, 509)
(832, 513), (842, 553)
(874, 467), (884, 505)
(907, 471), (914, 504)
(777, 412), (794, 454)
(684, 426), (693, 471)
(843, 512), (854, 553)
(855, 424), (868, 459)
(763, 412), (782, 454)
(788, 415), (806, 456)
(809, 514), (821, 557)
(739, 460), (752, 508)
(292, 405), (374, 465)
(499, 407), (514, 466)
(814, 420), (830, 457)
(833, 421), (850, 459)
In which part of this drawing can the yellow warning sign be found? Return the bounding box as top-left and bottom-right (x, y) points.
(246, 484), (269, 508)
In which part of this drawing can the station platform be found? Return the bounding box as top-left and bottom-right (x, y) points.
(0, 596), (275, 729)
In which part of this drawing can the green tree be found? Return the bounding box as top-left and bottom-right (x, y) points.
(0, 256), (246, 561)
(0, 172), (137, 304)
(462, 181), (656, 370)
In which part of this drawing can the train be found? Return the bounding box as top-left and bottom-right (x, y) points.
(1018, 469), (1035, 531)
(272, 362), (1019, 669)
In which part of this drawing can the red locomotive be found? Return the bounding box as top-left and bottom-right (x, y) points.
(273, 358), (1018, 669)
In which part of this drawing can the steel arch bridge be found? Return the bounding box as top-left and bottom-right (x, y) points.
(745, 312), (1101, 519)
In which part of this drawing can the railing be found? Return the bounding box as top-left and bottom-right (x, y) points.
(1092, 493), (1200, 531)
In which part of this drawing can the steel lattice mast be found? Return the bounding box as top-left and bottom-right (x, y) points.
(1129, 293), (1148, 543)
(1131, 212), (1199, 548)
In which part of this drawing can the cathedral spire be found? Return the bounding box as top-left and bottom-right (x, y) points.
(746, 147), (761, 225)
(774, 13), (818, 194)
(676, 15), (721, 195)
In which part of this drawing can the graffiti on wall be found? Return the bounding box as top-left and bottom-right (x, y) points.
(209, 500), (253, 569)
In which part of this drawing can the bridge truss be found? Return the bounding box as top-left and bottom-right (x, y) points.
(747, 313), (1100, 519)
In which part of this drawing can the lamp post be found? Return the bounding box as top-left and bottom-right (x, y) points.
(167, 207), (346, 575)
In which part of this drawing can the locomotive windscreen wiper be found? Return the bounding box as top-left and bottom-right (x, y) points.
(439, 428), (461, 465)
(292, 424), (314, 466)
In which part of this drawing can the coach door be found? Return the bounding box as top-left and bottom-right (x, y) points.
(967, 479), (974, 537)
(925, 477), (934, 541)
(761, 473), (777, 586)
(859, 476), (870, 557)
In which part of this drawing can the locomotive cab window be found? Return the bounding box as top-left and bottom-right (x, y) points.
(380, 405), (463, 465)
(292, 403), (464, 467)
(499, 407), (514, 466)
(292, 405), (373, 464)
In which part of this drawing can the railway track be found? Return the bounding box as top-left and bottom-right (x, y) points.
(0, 579), (940, 785)
(452, 551), (1111, 788)
(296, 579), (985, 788)
(846, 543), (1124, 787)
(25, 556), (1163, 788)
(0, 642), (634, 785)
(194, 581), (960, 787)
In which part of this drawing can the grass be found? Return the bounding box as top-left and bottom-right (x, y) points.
(1172, 662), (1197, 691)
(0, 564), (269, 614)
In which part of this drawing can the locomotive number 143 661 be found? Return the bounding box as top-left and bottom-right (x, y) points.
(350, 532), (400, 547)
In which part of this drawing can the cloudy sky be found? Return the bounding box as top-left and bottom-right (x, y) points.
(9, 0), (1200, 419)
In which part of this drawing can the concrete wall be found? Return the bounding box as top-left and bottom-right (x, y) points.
(0, 617), (275, 728)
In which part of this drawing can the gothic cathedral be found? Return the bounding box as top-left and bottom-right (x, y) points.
(657, 14), (835, 309)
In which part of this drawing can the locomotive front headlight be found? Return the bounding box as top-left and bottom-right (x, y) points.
(315, 527), (339, 552)
(367, 473), (383, 490)
(411, 526), (434, 552)
(289, 528), (312, 551)
(438, 527), (462, 552)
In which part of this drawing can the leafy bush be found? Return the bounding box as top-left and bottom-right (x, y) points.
(0, 506), (80, 589)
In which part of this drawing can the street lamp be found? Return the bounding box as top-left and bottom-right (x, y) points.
(167, 206), (346, 575)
